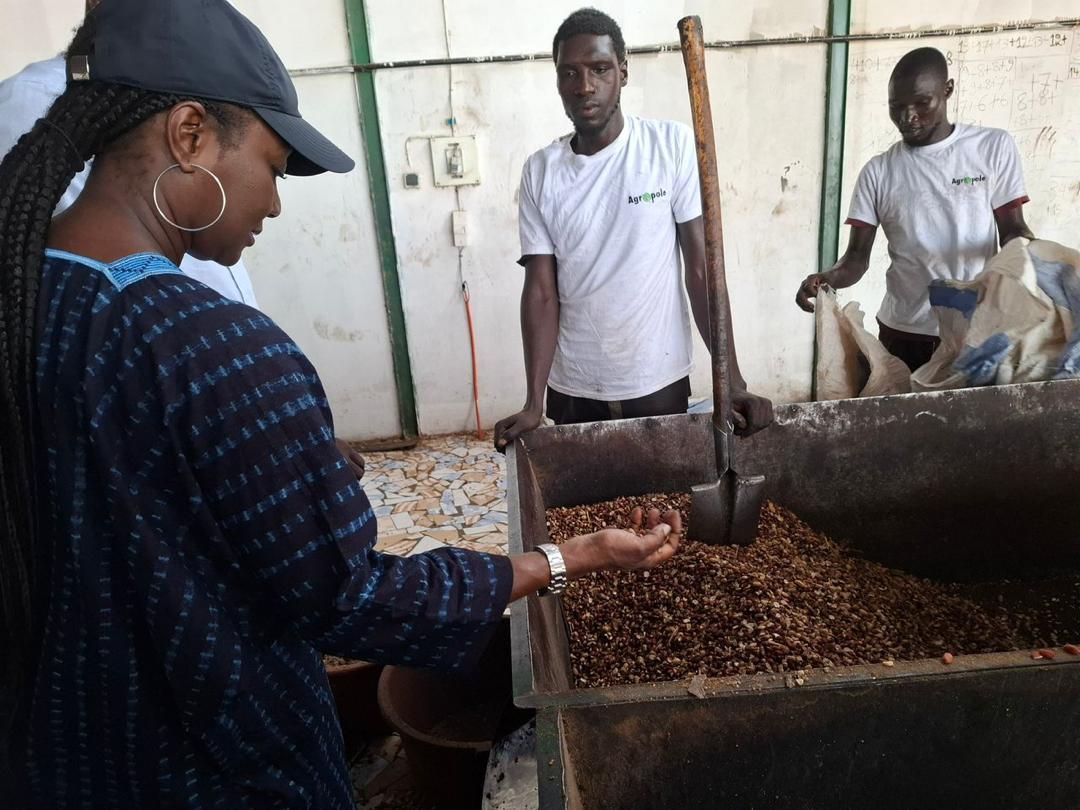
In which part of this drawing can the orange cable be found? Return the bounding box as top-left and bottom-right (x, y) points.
(461, 281), (483, 439)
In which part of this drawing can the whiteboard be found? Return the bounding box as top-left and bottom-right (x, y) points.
(837, 27), (1080, 321)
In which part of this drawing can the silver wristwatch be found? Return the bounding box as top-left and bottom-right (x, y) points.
(535, 543), (568, 596)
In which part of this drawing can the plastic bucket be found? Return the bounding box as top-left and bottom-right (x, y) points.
(376, 621), (522, 808)
(325, 659), (387, 758)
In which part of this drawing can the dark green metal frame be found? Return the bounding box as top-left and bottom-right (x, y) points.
(343, 0), (419, 438)
(812, 0), (852, 398)
(817, 0), (851, 272)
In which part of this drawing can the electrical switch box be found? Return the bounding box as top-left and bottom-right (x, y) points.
(451, 210), (468, 247)
(430, 135), (480, 187)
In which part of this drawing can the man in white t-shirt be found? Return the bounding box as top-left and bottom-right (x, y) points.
(493, 8), (771, 449)
(796, 47), (1034, 371)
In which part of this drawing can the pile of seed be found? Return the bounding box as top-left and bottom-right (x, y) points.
(323, 655), (357, 667)
(547, 493), (1071, 688)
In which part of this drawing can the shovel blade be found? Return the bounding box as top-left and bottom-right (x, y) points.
(730, 473), (766, 546)
(689, 473), (765, 546)
(689, 479), (729, 544)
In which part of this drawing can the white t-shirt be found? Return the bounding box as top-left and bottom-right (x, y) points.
(518, 115), (702, 400)
(847, 123), (1028, 335)
(0, 56), (258, 307)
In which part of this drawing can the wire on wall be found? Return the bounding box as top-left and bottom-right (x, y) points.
(441, 0), (483, 439)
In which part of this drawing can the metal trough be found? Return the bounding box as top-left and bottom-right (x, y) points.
(507, 380), (1080, 808)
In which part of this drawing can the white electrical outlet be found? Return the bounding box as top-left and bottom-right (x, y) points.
(451, 210), (468, 247)
(430, 135), (480, 187)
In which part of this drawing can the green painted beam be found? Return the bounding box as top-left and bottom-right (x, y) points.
(812, 0), (852, 400)
(343, 0), (419, 438)
(818, 0), (852, 272)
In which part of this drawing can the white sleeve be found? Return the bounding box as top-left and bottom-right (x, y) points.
(846, 160), (880, 227)
(518, 158), (555, 258)
(990, 131), (1028, 209)
(0, 65), (88, 216)
(671, 123), (702, 224)
(0, 79), (53, 160)
(226, 258), (258, 309)
(178, 255), (259, 308)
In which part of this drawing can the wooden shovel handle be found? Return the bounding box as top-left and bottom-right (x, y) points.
(679, 15), (733, 439)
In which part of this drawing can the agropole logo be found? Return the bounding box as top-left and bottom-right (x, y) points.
(628, 188), (668, 205)
(952, 174), (987, 187)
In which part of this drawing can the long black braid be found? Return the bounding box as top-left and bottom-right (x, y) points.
(0, 16), (247, 695)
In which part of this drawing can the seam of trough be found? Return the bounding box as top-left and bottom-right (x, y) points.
(515, 653), (1080, 710)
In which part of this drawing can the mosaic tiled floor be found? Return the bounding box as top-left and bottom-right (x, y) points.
(361, 431), (508, 558)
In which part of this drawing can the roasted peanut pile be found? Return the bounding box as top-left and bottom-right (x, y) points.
(547, 494), (1076, 688)
(323, 655), (356, 667)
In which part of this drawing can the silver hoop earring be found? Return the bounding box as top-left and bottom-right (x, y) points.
(152, 163), (227, 232)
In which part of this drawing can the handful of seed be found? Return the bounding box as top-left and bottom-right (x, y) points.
(546, 494), (1070, 688)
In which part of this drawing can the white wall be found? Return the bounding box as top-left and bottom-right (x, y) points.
(191, 1), (402, 440)
(849, 0), (1080, 32)
(0, 0), (401, 441)
(3, 1), (1078, 439)
(0, 0), (82, 71)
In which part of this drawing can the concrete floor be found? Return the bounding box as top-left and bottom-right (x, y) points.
(350, 732), (434, 809)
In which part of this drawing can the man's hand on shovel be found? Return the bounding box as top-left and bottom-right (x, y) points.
(732, 388), (774, 437)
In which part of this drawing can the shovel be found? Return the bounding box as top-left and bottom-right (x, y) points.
(679, 15), (765, 545)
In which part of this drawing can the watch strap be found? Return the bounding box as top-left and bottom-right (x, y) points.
(536, 542), (568, 596)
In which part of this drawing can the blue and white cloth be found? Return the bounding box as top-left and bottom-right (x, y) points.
(913, 238), (1080, 390)
(13, 250), (513, 808)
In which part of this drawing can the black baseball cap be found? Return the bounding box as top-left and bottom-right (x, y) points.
(69, 0), (354, 176)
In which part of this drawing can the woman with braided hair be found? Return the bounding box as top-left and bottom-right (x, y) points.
(0, 1), (681, 806)
(0, 0), (262, 308)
